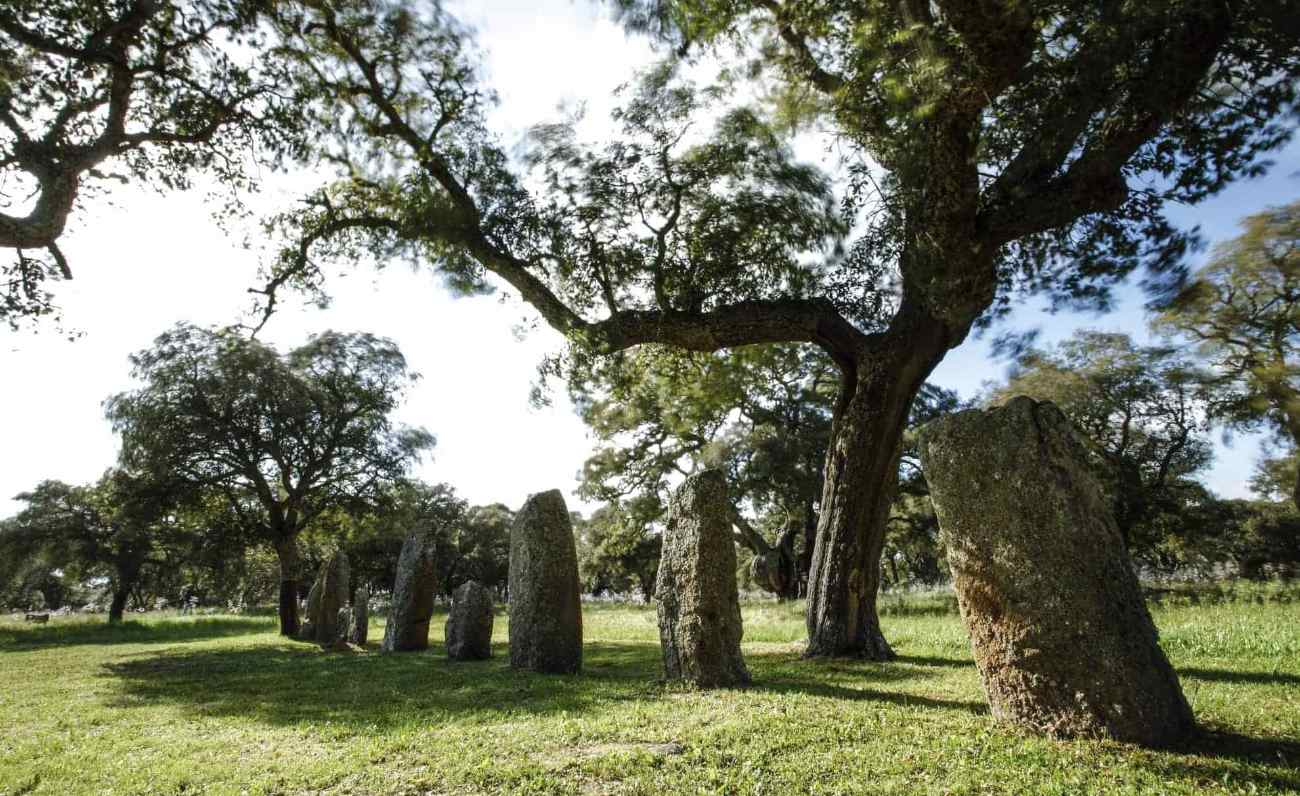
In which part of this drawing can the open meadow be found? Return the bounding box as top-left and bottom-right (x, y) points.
(1, 591), (1297, 796)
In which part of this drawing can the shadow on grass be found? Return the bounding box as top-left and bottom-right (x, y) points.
(1134, 729), (1300, 793)
(0, 616), (276, 651)
(97, 636), (983, 731)
(100, 640), (669, 731)
(893, 654), (973, 669)
(1179, 666), (1300, 687)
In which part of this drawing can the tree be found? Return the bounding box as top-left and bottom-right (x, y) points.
(341, 481), (510, 598)
(988, 331), (1215, 566)
(251, 0), (1298, 658)
(575, 344), (834, 600)
(574, 504), (662, 599)
(0, 0), (305, 328)
(5, 470), (185, 622)
(575, 343), (961, 599)
(1158, 200), (1300, 506)
(105, 323), (433, 635)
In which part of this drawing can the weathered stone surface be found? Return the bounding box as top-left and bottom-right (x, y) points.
(313, 551), (350, 647)
(445, 580), (494, 660)
(381, 527), (439, 652)
(298, 579), (321, 641)
(918, 396), (1194, 747)
(655, 470), (750, 687)
(508, 489), (582, 674)
(350, 586), (370, 646)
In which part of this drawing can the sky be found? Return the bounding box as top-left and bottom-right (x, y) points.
(2, 1), (1298, 518)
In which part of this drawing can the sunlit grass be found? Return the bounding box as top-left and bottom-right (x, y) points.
(0, 593), (1296, 795)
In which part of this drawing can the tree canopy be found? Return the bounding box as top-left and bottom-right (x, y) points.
(104, 323), (433, 634)
(1158, 200), (1300, 504)
(988, 330), (1217, 568)
(0, 0), (305, 328)
(241, 0), (1299, 658)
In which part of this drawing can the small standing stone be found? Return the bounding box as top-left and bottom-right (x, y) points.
(298, 579), (321, 641)
(656, 470), (750, 687)
(350, 586), (370, 646)
(381, 527), (439, 652)
(508, 489), (582, 674)
(919, 396), (1194, 747)
(445, 580), (494, 660)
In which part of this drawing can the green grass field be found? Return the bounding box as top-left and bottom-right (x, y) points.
(1, 594), (1297, 795)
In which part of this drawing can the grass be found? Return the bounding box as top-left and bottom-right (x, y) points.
(0, 595), (1297, 795)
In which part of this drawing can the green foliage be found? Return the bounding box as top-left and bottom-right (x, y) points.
(105, 323), (433, 547)
(613, 0), (1300, 319)
(1159, 200), (1300, 502)
(339, 481), (511, 597)
(574, 342), (962, 594)
(988, 331), (1221, 570)
(2, 470), (193, 618)
(0, 0), (307, 328)
(574, 505), (661, 599)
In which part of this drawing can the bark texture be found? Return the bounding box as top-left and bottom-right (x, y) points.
(349, 585), (369, 646)
(445, 580), (494, 661)
(108, 588), (129, 624)
(919, 396), (1195, 747)
(381, 527), (439, 652)
(656, 471), (750, 687)
(805, 314), (950, 658)
(508, 489), (582, 674)
(274, 538), (303, 637)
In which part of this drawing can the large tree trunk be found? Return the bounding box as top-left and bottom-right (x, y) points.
(108, 588), (130, 624)
(274, 536), (303, 637)
(108, 561), (142, 624)
(805, 317), (948, 659)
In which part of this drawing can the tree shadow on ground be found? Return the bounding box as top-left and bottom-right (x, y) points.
(1179, 666), (1300, 687)
(0, 616), (275, 651)
(1135, 728), (1300, 793)
(98, 637), (970, 731)
(892, 654), (973, 669)
(100, 640), (664, 731)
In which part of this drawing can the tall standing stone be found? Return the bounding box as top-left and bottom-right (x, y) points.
(656, 470), (750, 687)
(313, 551), (350, 647)
(508, 489), (582, 674)
(381, 527), (439, 652)
(918, 396), (1194, 747)
(350, 585), (370, 646)
(298, 579), (321, 641)
(445, 580), (494, 660)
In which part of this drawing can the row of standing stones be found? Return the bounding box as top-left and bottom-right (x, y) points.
(293, 396), (1191, 748)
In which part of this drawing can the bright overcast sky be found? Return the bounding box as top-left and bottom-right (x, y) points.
(3, 1), (1299, 518)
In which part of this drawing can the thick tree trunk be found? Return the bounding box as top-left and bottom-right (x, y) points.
(805, 318), (948, 659)
(274, 536), (303, 637)
(108, 561), (143, 624)
(108, 588), (130, 624)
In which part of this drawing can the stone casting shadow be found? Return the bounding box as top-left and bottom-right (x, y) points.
(1136, 729), (1300, 793)
(1178, 666), (1300, 688)
(100, 640), (663, 731)
(97, 637), (979, 731)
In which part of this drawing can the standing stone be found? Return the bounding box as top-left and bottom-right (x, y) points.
(350, 586), (370, 646)
(298, 579), (321, 641)
(313, 551), (351, 647)
(508, 489), (582, 674)
(445, 580), (494, 660)
(381, 527), (439, 652)
(918, 396), (1194, 747)
(656, 470), (750, 687)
